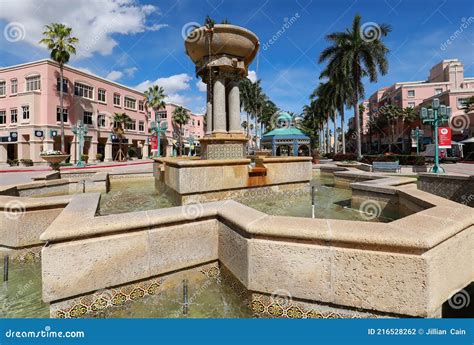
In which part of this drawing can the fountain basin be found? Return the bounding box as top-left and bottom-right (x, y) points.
(185, 24), (259, 66)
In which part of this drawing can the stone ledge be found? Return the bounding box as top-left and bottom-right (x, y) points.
(156, 157), (251, 168)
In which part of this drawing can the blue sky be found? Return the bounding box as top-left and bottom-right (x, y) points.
(1, 0), (473, 125)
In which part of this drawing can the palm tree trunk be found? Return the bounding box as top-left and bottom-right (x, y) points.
(246, 113), (250, 137)
(326, 115), (330, 153)
(179, 124), (183, 156)
(59, 66), (65, 153)
(353, 60), (362, 159)
(341, 108), (345, 154)
(333, 111), (337, 153)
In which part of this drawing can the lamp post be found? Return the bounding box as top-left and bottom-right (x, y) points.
(420, 98), (451, 173)
(72, 120), (88, 168)
(150, 116), (168, 157)
(410, 126), (424, 155)
(188, 135), (195, 156)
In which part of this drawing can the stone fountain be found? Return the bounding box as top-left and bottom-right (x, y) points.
(154, 24), (312, 204)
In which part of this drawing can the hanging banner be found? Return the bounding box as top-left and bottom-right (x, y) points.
(438, 127), (452, 148)
(150, 134), (158, 151)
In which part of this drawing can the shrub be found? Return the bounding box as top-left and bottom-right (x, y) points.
(128, 146), (137, 158)
(323, 152), (335, 159)
(7, 159), (19, 166)
(20, 159), (33, 166)
(96, 153), (103, 161)
(362, 155), (426, 166)
(81, 154), (89, 163)
(333, 153), (357, 161)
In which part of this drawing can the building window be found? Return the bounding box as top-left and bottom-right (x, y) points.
(113, 93), (121, 106)
(26, 75), (41, 91)
(74, 82), (93, 99)
(407, 90), (415, 98)
(435, 88), (443, 95)
(139, 121), (144, 132)
(124, 96), (136, 110)
(22, 105), (30, 120)
(408, 102), (415, 108)
(139, 101), (144, 111)
(11, 109), (17, 123)
(98, 89), (106, 103)
(0, 81), (5, 96)
(0, 111), (5, 124)
(457, 98), (468, 109)
(11, 79), (17, 94)
(156, 111), (167, 120)
(98, 114), (106, 128)
(56, 78), (68, 92)
(56, 107), (68, 123)
(83, 111), (93, 125)
(125, 121), (136, 131)
(198, 120), (200, 126)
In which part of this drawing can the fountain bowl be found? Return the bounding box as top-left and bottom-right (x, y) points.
(185, 24), (259, 65)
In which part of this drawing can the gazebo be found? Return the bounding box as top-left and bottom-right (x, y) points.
(261, 112), (311, 156)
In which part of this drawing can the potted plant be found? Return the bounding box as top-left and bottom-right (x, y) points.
(96, 153), (103, 162)
(81, 154), (89, 163)
(40, 150), (70, 170)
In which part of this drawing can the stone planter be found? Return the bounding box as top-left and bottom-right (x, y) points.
(40, 155), (70, 170)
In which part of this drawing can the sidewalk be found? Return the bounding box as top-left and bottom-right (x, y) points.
(0, 159), (154, 186)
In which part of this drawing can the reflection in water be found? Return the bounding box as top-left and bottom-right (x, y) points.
(0, 260), (49, 318)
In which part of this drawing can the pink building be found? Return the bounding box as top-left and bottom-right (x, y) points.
(359, 59), (474, 153)
(0, 59), (204, 165)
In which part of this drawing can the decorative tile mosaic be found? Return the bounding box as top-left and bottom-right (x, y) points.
(51, 262), (220, 318)
(203, 143), (245, 160)
(10, 246), (42, 264)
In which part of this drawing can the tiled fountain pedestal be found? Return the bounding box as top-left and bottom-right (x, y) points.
(153, 156), (313, 205)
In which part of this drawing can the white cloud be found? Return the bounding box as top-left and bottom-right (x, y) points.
(105, 70), (123, 81)
(248, 70), (257, 82)
(196, 80), (207, 92)
(135, 73), (192, 93)
(124, 67), (138, 78)
(0, 0), (167, 58)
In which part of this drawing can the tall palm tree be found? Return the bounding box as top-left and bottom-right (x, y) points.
(144, 85), (167, 121)
(319, 14), (391, 158)
(39, 23), (78, 153)
(240, 78), (266, 149)
(112, 112), (132, 161)
(172, 106), (190, 156)
(313, 82), (337, 154)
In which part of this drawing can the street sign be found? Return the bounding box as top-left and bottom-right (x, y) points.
(438, 127), (452, 149)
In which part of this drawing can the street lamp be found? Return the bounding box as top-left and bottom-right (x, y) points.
(72, 120), (88, 168)
(420, 98), (451, 173)
(150, 115), (168, 157)
(410, 126), (424, 155)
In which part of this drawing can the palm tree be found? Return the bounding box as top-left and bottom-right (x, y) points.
(144, 85), (167, 121)
(172, 106), (190, 156)
(313, 82), (337, 154)
(380, 104), (402, 152)
(240, 78), (266, 149)
(112, 112), (132, 161)
(39, 23), (78, 153)
(319, 14), (391, 158)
